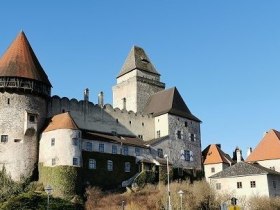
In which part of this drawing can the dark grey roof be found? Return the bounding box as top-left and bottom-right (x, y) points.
(143, 87), (201, 122)
(117, 46), (160, 78)
(145, 135), (170, 146)
(210, 162), (280, 179)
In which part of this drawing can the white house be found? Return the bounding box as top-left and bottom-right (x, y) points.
(209, 161), (280, 200)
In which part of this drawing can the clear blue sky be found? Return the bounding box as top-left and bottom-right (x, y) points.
(1, 1), (280, 156)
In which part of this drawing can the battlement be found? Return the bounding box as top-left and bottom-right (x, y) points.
(48, 95), (155, 140)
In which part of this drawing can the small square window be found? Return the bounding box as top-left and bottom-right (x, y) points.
(157, 148), (163, 158)
(157, 130), (161, 138)
(237, 182), (242, 189)
(73, 157), (79, 166)
(29, 114), (36, 123)
(211, 167), (215, 173)
(177, 131), (182, 139)
(125, 162), (130, 172)
(52, 158), (56, 166)
(216, 183), (221, 190)
(99, 144), (104, 153)
(135, 147), (141, 156)
(273, 180), (277, 189)
(14, 139), (21, 143)
(86, 142), (92, 151)
(107, 160), (113, 171)
(123, 146), (129, 155)
(89, 159), (96, 169)
(138, 135), (143, 139)
(51, 138), (55, 146)
(250, 181), (256, 188)
(112, 145), (117, 154)
(1, 135), (8, 143)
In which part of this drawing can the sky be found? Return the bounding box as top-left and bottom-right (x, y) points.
(0, 1), (280, 156)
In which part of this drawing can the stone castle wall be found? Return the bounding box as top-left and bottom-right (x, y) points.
(0, 92), (48, 180)
(48, 96), (155, 141)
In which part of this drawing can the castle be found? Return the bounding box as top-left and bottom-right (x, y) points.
(0, 31), (201, 194)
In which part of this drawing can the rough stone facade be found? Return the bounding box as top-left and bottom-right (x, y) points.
(0, 92), (48, 180)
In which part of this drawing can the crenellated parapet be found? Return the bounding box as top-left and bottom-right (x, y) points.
(48, 96), (155, 140)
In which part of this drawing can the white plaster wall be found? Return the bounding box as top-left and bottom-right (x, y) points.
(82, 139), (149, 158)
(210, 175), (270, 199)
(256, 159), (280, 173)
(39, 129), (82, 167)
(204, 163), (229, 182)
(154, 114), (169, 137)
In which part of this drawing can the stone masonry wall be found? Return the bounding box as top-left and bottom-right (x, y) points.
(0, 92), (48, 180)
(48, 96), (155, 141)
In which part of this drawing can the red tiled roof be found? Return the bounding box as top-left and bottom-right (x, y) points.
(44, 112), (78, 132)
(202, 144), (233, 165)
(0, 31), (51, 86)
(246, 129), (280, 162)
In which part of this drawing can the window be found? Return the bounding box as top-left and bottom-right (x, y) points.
(273, 180), (277, 189)
(211, 167), (215, 173)
(184, 150), (190, 161)
(157, 148), (163, 158)
(138, 135), (143, 139)
(51, 138), (55, 146)
(28, 114), (36, 123)
(142, 122), (144, 126)
(73, 157), (79, 166)
(157, 130), (161, 138)
(185, 121), (188, 127)
(7, 98), (10, 105)
(135, 147), (140, 156)
(237, 182), (242, 189)
(216, 183), (221, 190)
(99, 144), (104, 153)
(125, 162), (131, 172)
(72, 138), (79, 146)
(123, 146), (129, 155)
(1, 135), (8, 143)
(52, 158), (56, 166)
(250, 181), (256, 188)
(177, 130), (182, 139)
(190, 133), (195, 142)
(86, 142), (92, 151)
(89, 159), (96, 169)
(112, 145), (117, 154)
(107, 160), (113, 171)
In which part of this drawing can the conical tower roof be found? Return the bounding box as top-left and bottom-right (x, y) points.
(43, 112), (79, 132)
(0, 31), (51, 86)
(143, 87), (201, 122)
(117, 46), (160, 78)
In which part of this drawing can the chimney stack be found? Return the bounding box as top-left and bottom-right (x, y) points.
(247, 147), (252, 158)
(235, 147), (242, 163)
(98, 91), (104, 107)
(84, 88), (89, 101)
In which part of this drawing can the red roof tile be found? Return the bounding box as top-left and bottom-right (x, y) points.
(44, 112), (78, 132)
(0, 31), (51, 86)
(202, 144), (233, 165)
(246, 129), (280, 162)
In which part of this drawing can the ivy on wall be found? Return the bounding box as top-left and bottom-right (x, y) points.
(38, 163), (82, 198)
(82, 151), (138, 189)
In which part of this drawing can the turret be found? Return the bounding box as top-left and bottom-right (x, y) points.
(0, 31), (51, 180)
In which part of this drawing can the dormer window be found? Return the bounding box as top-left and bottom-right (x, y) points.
(141, 57), (150, 64)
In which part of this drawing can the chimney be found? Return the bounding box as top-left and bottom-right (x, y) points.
(236, 147), (242, 163)
(84, 88), (89, 101)
(247, 147), (252, 158)
(122, 97), (126, 110)
(98, 91), (104, 107)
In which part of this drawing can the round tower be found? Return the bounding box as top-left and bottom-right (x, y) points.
(0, 31), (52, 180)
